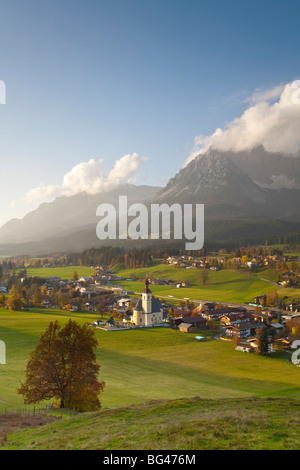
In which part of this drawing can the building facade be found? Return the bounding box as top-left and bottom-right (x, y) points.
(132, 279), (163, 327)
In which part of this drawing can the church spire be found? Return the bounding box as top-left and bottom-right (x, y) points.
(143, 278), (151, 294)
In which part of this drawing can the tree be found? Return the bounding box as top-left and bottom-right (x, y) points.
(200, 269), (209, 286)
(96, 301), (105, 319)
(241, 255), (249, 266)
(7, 294), (23, 311)
(73, 270), (79, 281)
(256, 327), (269, 356)
(18, 320), (105, 411)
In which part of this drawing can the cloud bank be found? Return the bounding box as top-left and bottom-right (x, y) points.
(185, 81), (300, 165)
(13, 153), (147, 206)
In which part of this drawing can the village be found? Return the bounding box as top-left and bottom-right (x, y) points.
(0, 254), (299, 359)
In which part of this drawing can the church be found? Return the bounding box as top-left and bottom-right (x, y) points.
(132, 279), (163, 327)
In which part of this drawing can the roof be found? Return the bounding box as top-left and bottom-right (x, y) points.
(225, 322), (261, 331)
(221, 312), (253, 320)
(134, 297), (162, 313)
(179, 323), (195, 329)
(270, 323), (284, 328)
(236, 342), (253, 351)
(182, 315), (207, 324)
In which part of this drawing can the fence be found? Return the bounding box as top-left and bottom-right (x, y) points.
(0, 405), (79, 418)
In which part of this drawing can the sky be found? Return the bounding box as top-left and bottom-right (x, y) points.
(0, 0), (299, 226)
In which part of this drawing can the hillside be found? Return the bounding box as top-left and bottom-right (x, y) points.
(2, 397), (300, 450)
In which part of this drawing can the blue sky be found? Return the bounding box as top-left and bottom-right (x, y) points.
(0, 0), (299, 226)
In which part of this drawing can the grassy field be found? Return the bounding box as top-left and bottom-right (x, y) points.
(111, 261), (282, 303)
(25, 265), (94, 279)
(0, 307), (300, 413)
(2, 397), (300, 450)
(1, 307), (300, 450)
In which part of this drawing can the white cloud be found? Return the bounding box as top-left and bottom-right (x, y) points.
(185, 81), (300, 166)
(13, 153), (147, 206)
(245, 84), (285, 105)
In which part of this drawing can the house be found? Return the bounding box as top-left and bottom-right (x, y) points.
(220, 312), (254, 326)
(268, 323), (284, 334)
(247, 261), (257, 269)
(132, 279), (163, 327)
(117, 297), (131, 308)
(275, 338), (293, 350)
(105, 317), (116, 328)
(247, 337), (274, 353)
(225, 322), (260, 338)
(178, 323), (197, 333)
(79, 276), (93, 283)
(181, 315), (207, 328)
(235, 342), (254, 353)
(202, 307), (231, 320)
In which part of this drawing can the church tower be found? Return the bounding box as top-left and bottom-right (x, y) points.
(132, 278), (163, 327)
(142, 278), (152, 313)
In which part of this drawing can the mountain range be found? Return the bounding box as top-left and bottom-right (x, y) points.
(1, 145), (300, 255)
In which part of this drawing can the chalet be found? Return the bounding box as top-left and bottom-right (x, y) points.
(220, 312), (254, 326)
(225, 322), (260, 339)
(202, 307), (231, 320)
(178, 323), (197, 333)
(252, 311), (276, 324)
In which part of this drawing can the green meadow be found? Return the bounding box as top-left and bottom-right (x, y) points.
(111, 261), (281, 303)
(25, 265), (94, 279)
(0, 307), (299, 413)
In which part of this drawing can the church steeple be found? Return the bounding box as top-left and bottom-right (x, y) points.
(142, 278), (152, 313)
(143, 278), (151, 294)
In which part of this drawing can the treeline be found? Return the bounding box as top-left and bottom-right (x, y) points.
(66, 244), (199, 269)
(66, 246), (154, 269)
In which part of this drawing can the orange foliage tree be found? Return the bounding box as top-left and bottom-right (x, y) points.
(18, 320), (105, 411)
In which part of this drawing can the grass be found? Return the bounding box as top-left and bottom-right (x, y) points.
(0, 308), (300, 413)
(1, 306), (300, 450)
(2, 397), (300, 450)
(111, 260), (280, 303)
(0, 413), (57, 447)
(25, 265), (94, 279)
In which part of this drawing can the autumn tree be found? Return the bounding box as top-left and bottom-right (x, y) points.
(18, 320), (105, 411)
(286, 317), (300, 340)
(7, 295), (23, 311)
